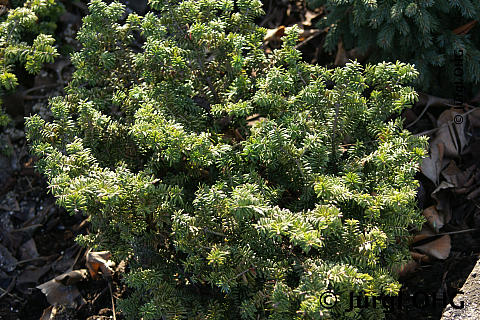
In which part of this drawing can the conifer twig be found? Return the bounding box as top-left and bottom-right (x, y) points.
(204, 228), (227, 237)
(108, 281), (117, 320)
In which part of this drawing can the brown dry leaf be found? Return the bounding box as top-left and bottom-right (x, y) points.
(334, 41), (371, 65)
(17, 264), (50, 285)
(421, 108), (469, 184)
(453, 20), (478, 35)
(346, 47), (371, 63)
(431, 181), (454, 223)
(420, 142), (445, 185)
(19, 238), (39, 261)
(334, 41), (348, 66)
(246, 113), (260, 121)
(413, 235), (451, 260)
(416, 92), (453, 108)
(52, 244), (82, 274)
(468, 108), (480, 128)
(437, 108), (461, 126)
(55, 269), (88, 286)
(303, 10), (322, 27)
(423, 205), (444, 232)
(411, 251), (431, 263)
(246, 114), (265, 127)
(40, 305), (54, 320)
(411, 225), (436, 244)
(264, 25), (285, 43)
(442, 160), (467, 187)
(436, 109), (468, 158)
(397, 250), (433, 276)
(406, 92), (453, 128)
(37, 271), (87, 308)
(467, 187), (480, 200)
(86, 250), (114, 279)
(397, 259), (419, 277)
(453, 165), (477, 194)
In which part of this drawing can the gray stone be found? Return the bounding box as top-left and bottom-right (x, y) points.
(441, 258), (480, 319)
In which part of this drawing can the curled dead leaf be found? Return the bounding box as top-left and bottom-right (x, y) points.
(442, 160), (468, 187)
(264, 25), (285, 43)
(334, 41), (348, 66)
(423, 205), (444, 232)
(55, 269), (88, 286)
(420, 142), (445, 185)
(431, 181), (454, 223)
(19, 238), (39, 261)
(86, 250), (114, 279)
(411, 225), (436, 244)
(37, 270), (87, 308)
(302, 10), (322, 27)
(436, 109), (468, 158)
(413, 235), (451, 260)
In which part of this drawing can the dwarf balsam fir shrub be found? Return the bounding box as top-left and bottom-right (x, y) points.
(307, 0), (480, 97)
(0, 0), (63, 126)
(26, 0), (428, 319)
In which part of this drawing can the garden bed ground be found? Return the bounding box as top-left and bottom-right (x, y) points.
(1, 1), (479, 319)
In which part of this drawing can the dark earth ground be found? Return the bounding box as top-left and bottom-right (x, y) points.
(1, 1), (480, 319)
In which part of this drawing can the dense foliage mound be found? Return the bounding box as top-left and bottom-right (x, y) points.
(0, 0), (63, 126)
(26, 0), (428, 319)
(307, 0), (480, 97)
